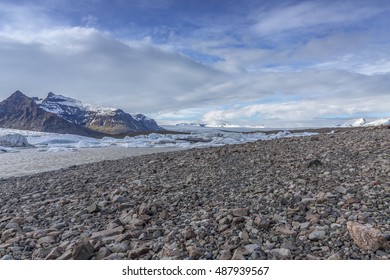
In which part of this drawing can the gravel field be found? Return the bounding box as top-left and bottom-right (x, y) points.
(0, 126), (389, 260)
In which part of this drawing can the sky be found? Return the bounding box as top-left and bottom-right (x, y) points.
(0, 0), (389, 127)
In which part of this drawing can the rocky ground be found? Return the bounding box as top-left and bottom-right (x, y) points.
(0, 127), (389, 260)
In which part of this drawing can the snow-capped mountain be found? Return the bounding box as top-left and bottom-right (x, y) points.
(339, 117), (390, 127)
(0, 91), (164, 136)
(37, 92), (164, 134)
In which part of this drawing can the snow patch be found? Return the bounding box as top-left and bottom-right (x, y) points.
(364, 118), (390, 126)
(340, 118), (366, 127)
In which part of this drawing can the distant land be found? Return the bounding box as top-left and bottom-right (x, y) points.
(0, 91), (164, 137)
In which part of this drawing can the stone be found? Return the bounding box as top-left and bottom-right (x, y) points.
(1, 229), (16, 241)
(115, 232), (133, 243)
(232, 247), (250, 260)
(270, 248), (291, 259)
(91, 226), (124, 239)
(5, 222), (22, 231)
(309, 230), (326, 241)
(10, 217), (26, 225)
(37, 236), (56, 245)
(1, 255), (13, 260)
(275, 226), (296, 235)
(87, 203), (100, 213)
(159, 210), (169, 220)
(282, 240), (297, 250)
(347, 222), (389, 251)
(218, 250), (232, 260)
(112, 195), (126, 203)
(139, 203), (152, 215)
(96, 247), (112, 260)
(232, 216), (245, 224)
(335, 186), (347, 194)
(108, 242), (131, 253)
(72, 240), (95, 260)
(254, 217), (271, 229)
(32, 248), (52, 259)
(182, 229), (196, 240)
(57, 250), (73, 260)
(327, 252), (342, 260)
(304, 159), (323, 168)
(244, 244), (261, 253)
(128, 245), (150, 259)
(126, 219), (145, 228)
(152, 230), (162, 239)
(187, 246), (202, 259)
(232, 208), (248, 217)
(45, 247), (64, 260)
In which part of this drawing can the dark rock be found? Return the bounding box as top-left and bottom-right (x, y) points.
(72, 240), (95, 260)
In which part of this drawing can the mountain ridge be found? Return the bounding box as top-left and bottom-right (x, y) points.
(0, 91), (164, 136)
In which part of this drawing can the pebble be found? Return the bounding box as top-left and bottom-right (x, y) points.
(309, 230), (327, 241)
(0, 127), (389, 260)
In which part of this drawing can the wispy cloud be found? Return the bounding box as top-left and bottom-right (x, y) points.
(252, 1), (384, 36)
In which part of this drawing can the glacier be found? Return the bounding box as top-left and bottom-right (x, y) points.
(0, 127), (317, 154)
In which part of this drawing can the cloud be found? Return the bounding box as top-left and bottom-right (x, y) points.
(199, 70), (390, 127)
(0, 26), (229, 113)
(0, 0), (389, 127)
(82, 15), (98, 27)
(252, 1), (384, 36)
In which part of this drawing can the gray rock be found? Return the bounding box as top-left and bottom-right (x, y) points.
(271, 248), (291, 259)
(96, 247), (112, 260)
(1, 255), (13, 260)
(128, 245), (150, 259)
(232, 247), (250, 260)
(45, 247), (64, 260)
(218, 250), (232, 260)
(335, 186), (347, 194)
(309, 230), (326, 241)
(72, 241), (95, 260)
(187, 246), (202, 259)
(232, 208), (248, 217)
(91, 226), (124, 239)
(37, 236), (56, 245)
(87, 203), (100, 213)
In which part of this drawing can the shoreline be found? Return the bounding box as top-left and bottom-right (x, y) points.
(0, 126), (389, 260)
(1, 126), (375, 180)
(0, 146), (183, 179)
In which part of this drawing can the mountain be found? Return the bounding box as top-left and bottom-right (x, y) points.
(0, 91), (103, 137)
(37, 92), (163, 134)
(0, 91), (164, 136)
(340, 118), (367, 127)
(339, 117), (390, 127)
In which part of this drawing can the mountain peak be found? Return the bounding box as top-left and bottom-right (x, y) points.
(10, 90), (27, 98)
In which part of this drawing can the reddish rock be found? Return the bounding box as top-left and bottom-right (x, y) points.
(347, 222), (389, 251)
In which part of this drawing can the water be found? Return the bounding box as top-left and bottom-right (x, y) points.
(0, 146), (181, 179)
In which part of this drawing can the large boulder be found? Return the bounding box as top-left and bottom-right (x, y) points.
(347, 222), (389, 251)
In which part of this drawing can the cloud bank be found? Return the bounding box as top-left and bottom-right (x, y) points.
(0, 0), (389, 127)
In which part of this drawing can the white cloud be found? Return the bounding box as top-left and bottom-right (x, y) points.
(0, 0), (389, 128)
(82, 15), (98, 27)
(252, 1), (383, 36)
(0, 26), (227, 113)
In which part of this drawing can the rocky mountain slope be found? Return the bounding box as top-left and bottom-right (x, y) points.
(0, 91), (103, 137)
(0, 91), (164, 136)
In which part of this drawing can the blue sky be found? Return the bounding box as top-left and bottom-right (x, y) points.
(0, 0), (389, 127)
